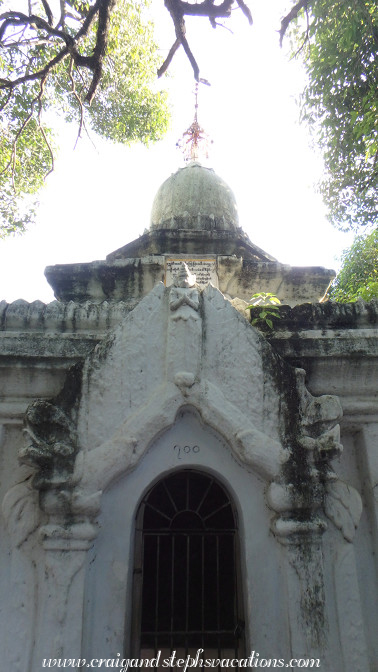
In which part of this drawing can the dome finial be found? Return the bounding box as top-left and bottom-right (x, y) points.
(176, 82), (212, 163)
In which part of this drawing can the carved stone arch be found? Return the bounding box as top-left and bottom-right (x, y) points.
(75, 385), (285, 501)
(82, 404), (269, 660)
(124, 403), (252, 543)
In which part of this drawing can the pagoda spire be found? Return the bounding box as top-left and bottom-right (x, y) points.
(177, 82), (212, 162)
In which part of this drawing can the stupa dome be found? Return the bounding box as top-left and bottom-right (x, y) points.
(150, 161), (239, 232)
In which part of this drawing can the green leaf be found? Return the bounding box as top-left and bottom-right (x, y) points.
(0, 0), (170, 236)
(291, 0), (378, 230)
(328, 229), (378, 301)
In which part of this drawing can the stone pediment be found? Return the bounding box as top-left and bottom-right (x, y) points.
(76, 282), (283, 465)
(16, 280), (346, 518)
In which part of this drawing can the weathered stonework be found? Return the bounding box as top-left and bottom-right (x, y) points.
(0, 162), (377, 671)
(45, 251), (333, 307)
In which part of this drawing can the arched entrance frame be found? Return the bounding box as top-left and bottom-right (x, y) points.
(81, 406), (284, 660)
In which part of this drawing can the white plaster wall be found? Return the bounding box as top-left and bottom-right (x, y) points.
(343, 429), (378, 668)
(315, 426), (378, 672)
(77, 284), (168, 450)
(201, 286), (280, 440)
(0, 425), (41, 672)
(82, 408), (288, 662)
(0, 286), (376, 671)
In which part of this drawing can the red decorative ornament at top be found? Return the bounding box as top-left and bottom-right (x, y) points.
(177, 83), (212, 162)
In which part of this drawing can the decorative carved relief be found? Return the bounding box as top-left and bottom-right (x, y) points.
(169, 287), (200, 318)
(171, 262), (197, 289)
(267, 367), (360, 542)
(324, 479), (362, 543)
(266, 366), (363, 654)
(2, 474), (40, 548)
(169, 262), (200, 321)
(20, 400), (77, 489)
(3, 361), (94, 551)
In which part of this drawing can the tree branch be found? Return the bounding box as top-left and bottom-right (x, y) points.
(1, 105), (34, 178)
(0, 17), (24, 43)
(74, 0), (103, 41)
(57, 0), (65, 28)
(37, 75), (54, 177)
(180, 33), (200, 81)
(279, 0), (308, 46)
(68, 58), (84, 146)
(157, 37), (181, 78)
(163, 0), (200, 79)
(161, 0), (252, 80)
(85, 0), (117, 103)
(0, 88), (12, 113)
(41, 0), (54, 26)
(235, 0), (253, 25)
(175, 0), (234, 19)
(0, 45), (70, 88)
(292, 5), (310, 58)
(0, 10), (74, 45)
(0, 0), (105, 97)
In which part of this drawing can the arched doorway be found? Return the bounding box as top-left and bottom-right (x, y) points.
(132, 470), (245, 659)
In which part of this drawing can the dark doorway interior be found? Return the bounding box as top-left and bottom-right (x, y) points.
(132, 470), (245, 659)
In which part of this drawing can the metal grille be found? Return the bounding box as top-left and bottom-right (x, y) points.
(132, 471), (245, 659)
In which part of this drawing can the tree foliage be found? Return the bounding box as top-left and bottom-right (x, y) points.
(0, 0), (170, 236)
(0, 0), (257, 237)
(328, 229), (378, 302)
(247, 292), (282, 330)
(3, 0), (377, 237)
(289, 0), (378, 231)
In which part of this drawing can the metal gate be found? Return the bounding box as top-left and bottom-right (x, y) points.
(132, 470), (245, 659)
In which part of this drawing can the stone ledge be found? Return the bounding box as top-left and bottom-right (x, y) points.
(258, 298), (378, 331)
(0, 299), (134, 332)
(0, 332), (102, 359)
(268, 330), (378, 358)
(0, 399), (40, 423)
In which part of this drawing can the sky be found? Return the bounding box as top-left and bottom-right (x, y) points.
(0, 0), (355, 304)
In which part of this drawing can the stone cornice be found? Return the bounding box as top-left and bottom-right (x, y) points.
(268, 329), (378, 359)
(254, 299), (377, 358)
(0, 299), (134, 333)
(0, 299), (133, 362)
(265, 298), (378, 331)
(1, 298), (377, 368)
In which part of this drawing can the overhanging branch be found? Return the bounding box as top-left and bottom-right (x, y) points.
(85, 0), (117, 103)
(279, 0), (308, 46)
(161, 0), (252, 80)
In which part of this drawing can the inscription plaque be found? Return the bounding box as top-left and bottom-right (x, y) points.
(165, 258), (218, 289)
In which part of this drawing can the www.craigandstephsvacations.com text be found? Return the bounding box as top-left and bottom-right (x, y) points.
(42, 650), (321, 669)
